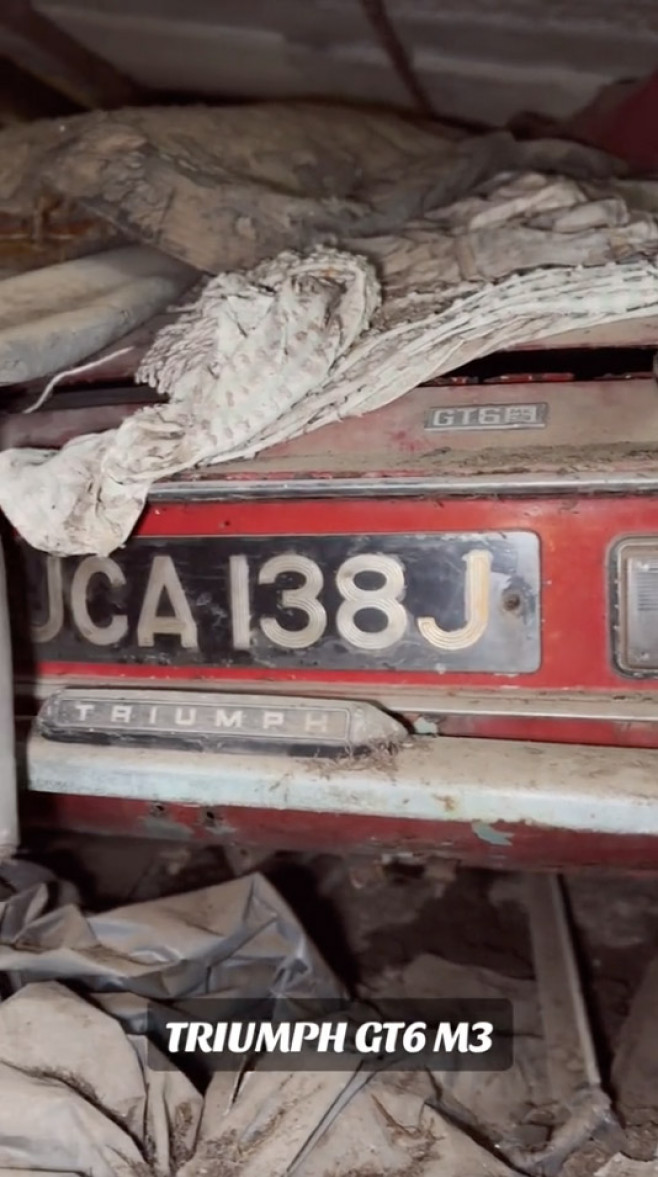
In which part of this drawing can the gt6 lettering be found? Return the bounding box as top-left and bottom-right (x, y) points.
(32, 548), (493, 653)
(353, 1020), (494, 1054)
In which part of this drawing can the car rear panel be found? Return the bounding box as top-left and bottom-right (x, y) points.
(9, 319), (658, 868)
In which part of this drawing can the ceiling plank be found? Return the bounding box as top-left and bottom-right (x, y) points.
(0, 0), (146, 109)
(360, 0), (435, 117)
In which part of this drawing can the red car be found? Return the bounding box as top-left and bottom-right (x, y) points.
(6, 313), (658, 871)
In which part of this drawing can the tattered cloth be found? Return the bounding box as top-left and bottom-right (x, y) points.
(0, 106), (658, 553)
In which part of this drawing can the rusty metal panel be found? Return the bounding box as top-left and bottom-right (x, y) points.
(8, 378), (658, 481)
(23, 730), (658, 845)
(20, 791), (658, 871)
(8, 494), (658, 694)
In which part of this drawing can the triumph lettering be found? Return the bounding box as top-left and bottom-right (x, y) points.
(73, 702), (95, 722)
(215, 709), (244, 729)
(174, 707), (197, 726)
(263, 711), (285, 729)
(111, 705), (133, 723)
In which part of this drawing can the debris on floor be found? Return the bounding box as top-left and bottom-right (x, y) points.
(185, 1066), (518, 1177)
(594, 1160), (658, 1177)
(3, 839), (658, 1176)
(519, 875), (620, 1174)
(364, 951), (550, 1147)
(0, 857), (519, 1177)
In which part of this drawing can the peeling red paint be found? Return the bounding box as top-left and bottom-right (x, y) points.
(21, 793), (658, 872)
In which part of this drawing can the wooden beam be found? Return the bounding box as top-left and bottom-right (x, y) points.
(360, 0), (435, 118)
(0, 0), (145, 109)
(0, 57), (80, 124)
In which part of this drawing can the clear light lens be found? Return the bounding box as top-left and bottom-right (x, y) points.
(617, 540), (658, 671)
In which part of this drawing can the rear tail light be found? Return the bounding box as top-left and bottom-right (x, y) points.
(615, 539), (658, 672)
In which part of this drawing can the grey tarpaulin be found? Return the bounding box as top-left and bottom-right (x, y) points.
(363, 952), (551, 1140)
(0, 862), (528, 1177)
(0, 981), (203, 1177)
(0, 984), (519, 1177)
(0, 862), (343, 1174)
(2, 105), (658, 554)
(0, 862), (339, 1002)
(180, 1066), (517, 1177)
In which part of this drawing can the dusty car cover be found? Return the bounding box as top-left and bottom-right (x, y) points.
(0, 863), (536, 1177)
(0, 102), (628, 275)
(1, 104), (658, 554)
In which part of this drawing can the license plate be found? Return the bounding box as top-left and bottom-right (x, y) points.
(22, 532), (541, 673)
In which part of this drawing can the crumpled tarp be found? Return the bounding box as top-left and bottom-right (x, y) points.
(595, 1161), (658, 1177)
(0, 861), (531, 1177)
(0, 103), (629, 275)
(0, 980), (202, 1177)
(0, 981), (520, 1177)
(2, 105), (658, 553)
(0, 861), (344, 1175)
(363, 951), (550, 1140)
(0, 860), (339, 1003)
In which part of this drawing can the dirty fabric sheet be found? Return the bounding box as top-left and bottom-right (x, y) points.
(0, 861), (550, 1177)
(0, 861), (645, 1175)
(1, 106), (658, 553)
(0, 981), (520, 1177)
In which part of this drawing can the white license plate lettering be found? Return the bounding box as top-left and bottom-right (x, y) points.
(33, 549), (496, 654)
(25, 532), (540, 674)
